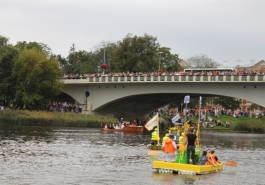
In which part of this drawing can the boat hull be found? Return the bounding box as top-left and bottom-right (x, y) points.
(153, 161), (224, 175)
(101, 126), (143, 133)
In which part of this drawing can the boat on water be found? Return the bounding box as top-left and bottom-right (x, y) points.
(101, 126), (144, 133)
(153, 160), (224, 175)
(150, 98), (224, 175)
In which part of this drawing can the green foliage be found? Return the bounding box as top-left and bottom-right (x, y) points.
(157, 47), (181, 72)
(0, 35), (9, 48)
(12, 48), (63, 109)
(213, 97), (240, 110)
(113, 33), (160, 72)
(0, 45), (18, 106)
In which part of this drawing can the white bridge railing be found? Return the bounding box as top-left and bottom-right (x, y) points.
(64, 75), (265, 83)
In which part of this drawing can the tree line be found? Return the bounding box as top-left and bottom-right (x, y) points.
(0, 33), (226, 110)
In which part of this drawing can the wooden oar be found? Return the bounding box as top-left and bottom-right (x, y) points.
(148, 150), (161, 155)
(225, 161), (237, 167)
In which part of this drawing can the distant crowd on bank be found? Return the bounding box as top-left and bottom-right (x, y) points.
(63, 69), (265, 79)
(45, 101), (82, 113)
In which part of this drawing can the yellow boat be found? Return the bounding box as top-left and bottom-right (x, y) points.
(153, 160), (224, 175)
(151, 121), (224, 175)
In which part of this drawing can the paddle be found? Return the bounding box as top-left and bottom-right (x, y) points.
(225, 161), (237, 167)
(148, 150), (161, 155)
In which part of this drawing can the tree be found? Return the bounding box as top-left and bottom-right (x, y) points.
(15, 41), (52, 56)
(213, 97), (240, 110)
(12, 48), (63, 109)
(186, 54), (220, 68)
(0, 44), (18, 106)
(157, 47), (181, 72)
(113, 33), (160, 72)
(0, 35), (9, 48)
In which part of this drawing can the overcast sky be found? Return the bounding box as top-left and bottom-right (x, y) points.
(1, 0), (264, 67)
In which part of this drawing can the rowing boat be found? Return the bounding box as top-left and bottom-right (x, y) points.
(101, 126), (143, 133)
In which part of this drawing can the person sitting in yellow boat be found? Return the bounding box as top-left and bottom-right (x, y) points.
(206, 150), (218, 165)
(151, 128), (160, 145)
(198, 151), (215, 166)
(162, 134), (177, 162)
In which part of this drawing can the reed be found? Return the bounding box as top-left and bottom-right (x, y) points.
(0, 110), (118, 127)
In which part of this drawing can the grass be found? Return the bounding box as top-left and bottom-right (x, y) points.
(188, 114), (265, 133)
(0, 109), (118, 128)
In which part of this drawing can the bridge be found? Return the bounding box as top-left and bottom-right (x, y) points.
(63, 75), (265, 117)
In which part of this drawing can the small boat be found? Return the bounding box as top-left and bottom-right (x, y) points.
(153, 160), (224, 175)
(101, 126), (144, 133)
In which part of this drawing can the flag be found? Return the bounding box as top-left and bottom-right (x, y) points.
(199, 96), (202, 105)
(145, 114), (159, 131)
(171, 114), (180, 123)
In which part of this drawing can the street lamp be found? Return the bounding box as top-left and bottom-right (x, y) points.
(159, 52), (162, 70)
(102, 44), (106, 64)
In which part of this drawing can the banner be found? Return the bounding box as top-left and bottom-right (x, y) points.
(184, 95), (190, 103)
(145, 114), (159, 131)
(171, 114), (180, 123)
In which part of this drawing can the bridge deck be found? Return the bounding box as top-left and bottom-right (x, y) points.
(64, 75), (265, 84)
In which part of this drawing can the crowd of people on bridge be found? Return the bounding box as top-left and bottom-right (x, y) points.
(63, 69), (265, 79)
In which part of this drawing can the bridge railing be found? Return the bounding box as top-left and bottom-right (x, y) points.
(64, 75), (265, 83)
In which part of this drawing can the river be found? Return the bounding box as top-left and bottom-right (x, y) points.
(0, 125), (264, 185)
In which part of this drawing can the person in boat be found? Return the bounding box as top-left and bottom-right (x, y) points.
(162, 134), (177, 162)
(121, 123), (125, 129)
(119, 117), (124, 127)
(151, 128), (160, 146)
(162, 133), (169, 144)
(198, 151), (215, 166)
(186, 128), (198, 165)
(104, 124), (108, 128)
(133, 120), (137, 126)
(206, 150), (218, 165)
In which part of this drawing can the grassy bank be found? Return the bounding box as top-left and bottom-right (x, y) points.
(188, 115), (265, 133)
(0, 110), (118, 127)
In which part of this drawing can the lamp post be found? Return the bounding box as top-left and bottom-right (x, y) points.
(103, 44), (106, 64)
(159, 52), (162, 70)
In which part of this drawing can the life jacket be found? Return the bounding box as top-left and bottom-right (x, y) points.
(151, 131), (160, 141)
(162, 136), (168, 144)
(206, 153), (217, 165)
(163, 139), (176, 153)
(179, 136), (184, 144)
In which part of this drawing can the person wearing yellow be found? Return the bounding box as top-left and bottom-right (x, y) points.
(151, 128), (160, 145)
(162, 133), (169, 144)
(162, 134), (177, 162)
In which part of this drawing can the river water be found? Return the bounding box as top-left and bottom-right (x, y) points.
(0, 125), (265, 185)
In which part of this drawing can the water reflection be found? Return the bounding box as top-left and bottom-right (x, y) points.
(0, 126), (265, 185)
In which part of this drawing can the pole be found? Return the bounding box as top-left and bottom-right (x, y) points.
(198, 98), (201, 124)
(159, 52), (162, 70)
(185, 103), (187, 122)
(104, 46), (105, 64)
(156, 112), (160, 145)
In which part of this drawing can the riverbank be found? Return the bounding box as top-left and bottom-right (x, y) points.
(188, 114), (265, 133)
(0, 110), (118, 127)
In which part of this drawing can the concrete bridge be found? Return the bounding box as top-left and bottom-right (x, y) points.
(63, 75), (265, 117)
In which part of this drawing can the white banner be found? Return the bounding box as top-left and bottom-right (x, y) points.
(145, 114), (159, 131)
(171, 114), (180, 123)
(184, 95), (190, 104)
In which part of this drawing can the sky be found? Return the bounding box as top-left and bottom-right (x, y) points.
(1, 0), (264, 67)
